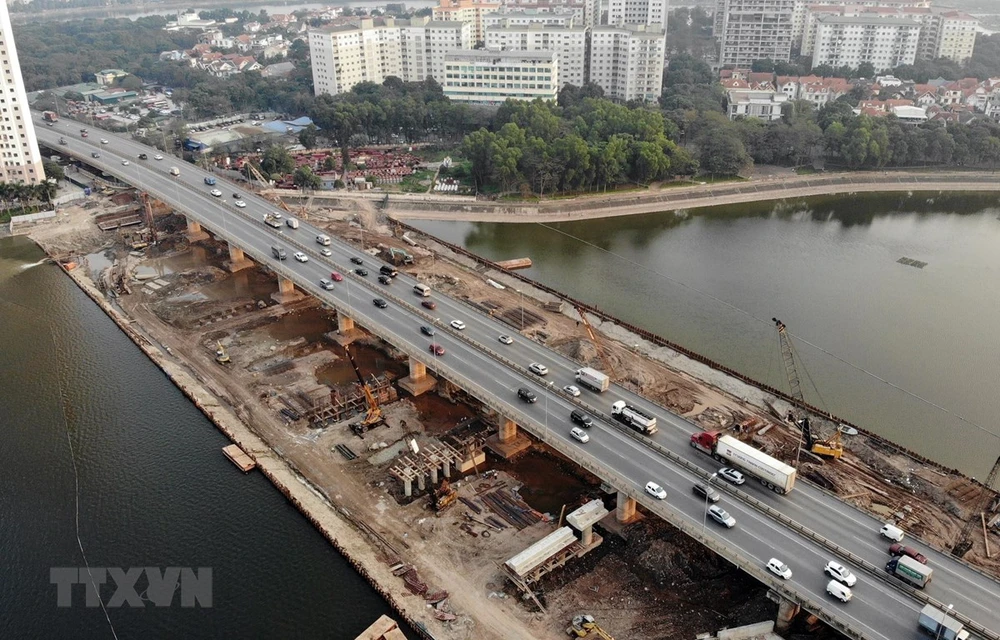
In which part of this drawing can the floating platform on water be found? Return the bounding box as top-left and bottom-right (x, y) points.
(495, 257), (532, 270)
(222, 444), (256, 472)
(355, 615), (407, 640)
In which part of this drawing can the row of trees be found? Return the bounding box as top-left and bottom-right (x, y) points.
(0, 180), (59, 220)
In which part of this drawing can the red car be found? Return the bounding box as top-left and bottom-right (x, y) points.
(421, 300), (437, 310)
(889, 543), (927, 564)
(330, 271), (343, 282)
(429, 344), (445, 356)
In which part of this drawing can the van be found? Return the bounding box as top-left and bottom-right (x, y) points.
(286, 218), (299, 229)
(880, 523), (905, 542)
(413, 283), (431, 297)
(271, 246), (287, 260)
(316, 234), (331, 246)
(169, 166), (180, 176)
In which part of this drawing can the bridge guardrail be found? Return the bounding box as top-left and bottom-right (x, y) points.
(62, 144), (999, 640)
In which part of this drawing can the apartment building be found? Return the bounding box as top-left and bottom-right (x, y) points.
(485, 22), (587, 87)
(589, 24), (665, 103)
(811, 15), (920, 71)
(500, 0), (601, 28)
(606, 0), (669, 29)
(432, 0), (502, 43)
(800, 6), (930, 56)
(441, 49), (559, 103)
(0, 0), (44, 185)
(791, 0), (931, 52)
(918, 9), (978, 64)
(715, 0), (797, 67)
(483, 8), (579, 28)
(399, 17), (473, 82)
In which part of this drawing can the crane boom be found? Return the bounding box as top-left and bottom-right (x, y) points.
(575, 307), (616, 380)
(952, 454), (1000, 557)
(345, 347), (383, 429)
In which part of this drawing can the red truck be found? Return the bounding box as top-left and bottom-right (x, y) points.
(42, 111), (58, 123)
(690, 431), (797, 494)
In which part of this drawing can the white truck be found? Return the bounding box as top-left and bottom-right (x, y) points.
(918, 604), (969, 640)
(611, 401), (657, 435)
(690, 431), (797, 494)
(263, 214), (282, 229)
(575, 367), (610, 393)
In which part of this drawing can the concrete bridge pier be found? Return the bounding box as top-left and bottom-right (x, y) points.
(430, 466), (439, 485)
(332, 312), (364, 346)
(616, 492), (639, 523)
(270, 275), (304, 305)
(498, 417), (518, 443)
(775, 597), (800, 633)
(185, 218), (209, 243)
(225, 243), (254, 272)
(485, 416), (532, 459)
(442, 460), (451, 479)
(416, 473), (426, 492)
(398, 357), (437, 396)
(403, 478), (412, 497)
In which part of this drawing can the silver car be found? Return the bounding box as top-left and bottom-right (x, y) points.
(708, 505), (736, 528)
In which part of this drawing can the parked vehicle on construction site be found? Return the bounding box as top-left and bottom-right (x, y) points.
(611, 401), (657, 435)
(918, 604), (969, 640)
(887, 555), (932, 588)
(575, 367), (610, 393)
(689, 431), (796, 494)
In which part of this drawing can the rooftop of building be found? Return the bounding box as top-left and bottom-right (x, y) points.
(816, 14), (921, 26)
(445, 48), (556, 60)
(486, 23), (587, 32)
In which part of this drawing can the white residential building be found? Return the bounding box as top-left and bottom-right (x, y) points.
(726, 87), (789, 121)
(399, 17), (473, 82)
(715, 0), (796, 67)
(791, 0), (931, 53)
(309, 19), (403, 95)
(919, 9), (978, 64)
(441, 49), (559, 104)
(485, 23), (586, 87)
(483, 9), (579, 28)
(606, 0), (668, 29)
(800, 5), (930, 57)
(589, 24), (665, 103)
(0, 0), (44, 184)
(500, 0), (600, 28)
(811, 16), (920, 72)
(432, 0), (502, 44)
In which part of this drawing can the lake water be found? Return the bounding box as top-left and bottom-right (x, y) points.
(410, 191), (1000, 480)
(0, 236), (413, 638)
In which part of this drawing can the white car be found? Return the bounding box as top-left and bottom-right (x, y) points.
(498, 334), (514, 345)
(210, 189), (222, 197)
(121, 160), (130, 166)
(563, 385), (581, 397)
(766, 558), (792, 580)
(826, 580), (853, 603)
(450, 320), (466, 330)
(570, 427), (590, 443)
(271, 211), (284, 220)
(234, 200), (246, 208)
(707, 505), (736, 528)
(645, 482), (667, 500)
(294, 252), (309, 263)
(320, 248), (332, 257)
(319, 278), (334, 290)
(528, 362), (549, 376)
(154, 154), (163, 160)
(719, 467), (745, 485)
(824, 561), (857, 587)
(100, 139), (109, 144)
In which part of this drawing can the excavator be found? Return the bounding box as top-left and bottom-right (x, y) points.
(346, 346), (384, 434)
(215, 341), (230, 365)
(566, 615), (615, 639)
(431, 479), (457, 511)
(773, 318), (842, 460)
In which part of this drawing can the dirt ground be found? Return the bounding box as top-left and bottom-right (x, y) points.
(26, 190), (999, 640)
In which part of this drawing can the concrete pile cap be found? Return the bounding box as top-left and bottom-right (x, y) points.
(565, 499), (609, 531)
(504, 526), (576, 577)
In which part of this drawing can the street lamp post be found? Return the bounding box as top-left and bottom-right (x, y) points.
(702, 472), (718, 532)
(935, 604), (954, 640)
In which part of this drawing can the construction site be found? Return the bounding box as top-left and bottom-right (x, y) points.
(21, 183), (1000, 640)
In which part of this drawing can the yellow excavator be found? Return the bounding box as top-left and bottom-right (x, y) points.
(566, 615), (615, 639)
(215, 341), (230, 365)
(346, 347), (384, 433)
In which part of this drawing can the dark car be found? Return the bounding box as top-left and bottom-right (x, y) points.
(355, 268), (369, 277)
(379, 265), (398, 277)
(372, 298), (388, 309)
(570, 409), (594, 428)
(378, 275), (392, 285)
(421, 300), (437, 310)
(888, 543), (927, 564)
(517, 387), (537, 403)
(91, 152), (100, 158)
(350, 257), (364, 265)
(420, 325), (435, 337)
(138, 153), (148, 160)
(232, 192), (240, 199)
(429, 344), (445, 356)
(692, 483), (722, 503)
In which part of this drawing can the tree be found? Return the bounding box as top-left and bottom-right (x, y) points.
(697, 129), (752, 176)
(42, 161), (65, 182)
(293, 166), (321, 190)
(260, 144), (294, 177)
(855, 62), (876, 79)
(298, 124), (319, 149)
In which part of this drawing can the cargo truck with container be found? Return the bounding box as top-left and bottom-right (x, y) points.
(575, 367), (610, 393)
(918, 604), (969, 640)
(263, 213), (283, 229)
(611, 401), (657, 434)
(43, 111), (58, 123)
(886, 555), (932, 588)
(690, 431), (797, 494)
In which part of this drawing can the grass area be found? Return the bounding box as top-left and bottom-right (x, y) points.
(696, 174), (748, 184)
(418, 146), (462, 163)
(397, 168), (436, 193)
(794, 166), (821, 175)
